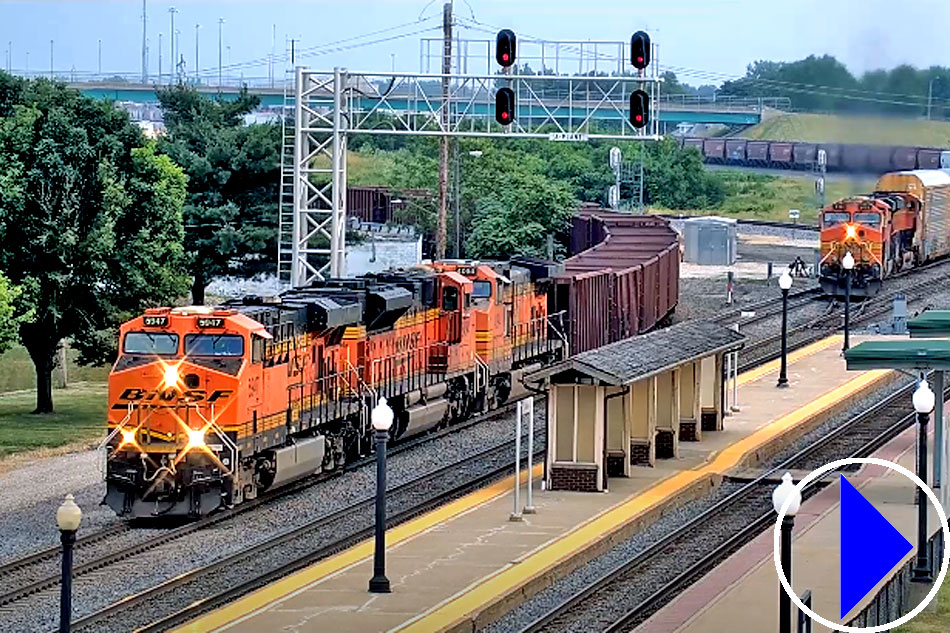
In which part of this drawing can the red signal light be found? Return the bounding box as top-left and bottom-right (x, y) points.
(502, 111), (509, 120)
(635, 114), (643, 122)
(502, 53), (509, 62)
(637, 56), (644, 63)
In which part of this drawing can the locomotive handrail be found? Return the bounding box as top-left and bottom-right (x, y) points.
(547, 311), (570, 358)
(190, 404), (238, 478)
(98, 404), (135, 479)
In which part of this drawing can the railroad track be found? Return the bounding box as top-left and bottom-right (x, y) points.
(514, 378), (932, 633)
(737, 265), (950, 372)
(0, 398), (530, 618)
(54, 435), (544, 633)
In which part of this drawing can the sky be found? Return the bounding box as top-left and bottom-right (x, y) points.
(1, 0), (949, 85)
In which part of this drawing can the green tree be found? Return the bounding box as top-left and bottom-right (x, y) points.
(0, 272), (24, 354)
(156, 84), (280, 304)
(0, 73), (189, 413)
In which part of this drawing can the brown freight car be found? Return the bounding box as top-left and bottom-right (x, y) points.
(556, 211), (680, 354)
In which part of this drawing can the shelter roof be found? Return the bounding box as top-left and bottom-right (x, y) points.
(907, 311), (950, 338)
(528, 320), (744, 386)
(844, 339), (950, 371)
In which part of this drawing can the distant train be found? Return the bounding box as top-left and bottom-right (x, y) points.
(681, 137), (950, 174)
(819, 170), (950, 297)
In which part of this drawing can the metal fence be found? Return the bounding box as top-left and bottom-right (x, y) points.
(847, 530), (945, 628)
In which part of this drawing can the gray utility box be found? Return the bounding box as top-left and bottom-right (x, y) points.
(682, 216), (738, 266)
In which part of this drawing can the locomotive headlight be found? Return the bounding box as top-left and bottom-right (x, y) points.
(186, 428), (206, 449)
(163, 363), (179, 389)
(121, 429), (137, 446)
(845, 224), (857, 240)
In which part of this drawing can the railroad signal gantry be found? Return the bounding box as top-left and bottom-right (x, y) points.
(279, 29), (662, 287)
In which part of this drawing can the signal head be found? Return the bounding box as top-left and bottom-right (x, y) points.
(629, 89), (650, 129)
(495, 87), (515, 126)
(631, 31), (651, 70)
(496, 29), (517, 68)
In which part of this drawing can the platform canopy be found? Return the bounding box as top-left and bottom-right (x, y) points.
(844, 339), (950, 371)
(528, 320), (744, 386)
(908, 310), (950, 338)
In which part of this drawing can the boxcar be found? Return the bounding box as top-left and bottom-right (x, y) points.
(683, 138), (704, 153)
(842, 144), (871, 172)
(725, 139), (747, 163)
(769, 142), (794, 167)
(703, 139), (726, 163)
(868, 146), (896, 172)
(792, 143), (817, 167)
(892, 148), (918, 171)
(918, 149), (942, 169)
(747, 141), (770, 165)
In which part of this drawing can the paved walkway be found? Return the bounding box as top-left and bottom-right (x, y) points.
(640, 423), (945, 633)
(173, 335), (898, 633)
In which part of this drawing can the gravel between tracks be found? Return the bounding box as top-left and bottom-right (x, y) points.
(482, 378), (915, 633)
(3, 403), (544, 633)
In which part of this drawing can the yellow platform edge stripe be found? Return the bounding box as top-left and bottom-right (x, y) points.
(737, 334), (843, 387)
(172, 463), (544, 633)
(177, 333), (872, 633)
(395, 366), (891, 633)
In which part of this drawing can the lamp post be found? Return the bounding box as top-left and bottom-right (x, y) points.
(56, 494), (82, 633)
(772, 472), (802, 633)
(777, 271), (792, 388)
(369, 397), (394, 593)
(912, 380), (935, 582)
(842, 251), (854, 352)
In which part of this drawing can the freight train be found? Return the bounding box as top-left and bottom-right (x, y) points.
(103, 260), (564, 518)
(819, 170), (950, 297)
(681, 137), (950, 174)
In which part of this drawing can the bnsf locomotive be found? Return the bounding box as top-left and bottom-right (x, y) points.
(819, 169), (950, 297)
(103, 260), (562, 518)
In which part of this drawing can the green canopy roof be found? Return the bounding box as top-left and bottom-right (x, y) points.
(908, 311), (950, 338)
(845, 339), (950, 371)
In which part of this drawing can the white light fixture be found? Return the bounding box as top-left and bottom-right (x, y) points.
(372, 397), (394, 432)
(56, 494), (83, 532)
(469, 150), (483, 158)
(779, 270), (793, 291)
(842, 251), (855, 271)
(187, 428), (206, 449)
(771, 472), (802, 517)
(914, 380), (936, 414)
(163, 363), (179, 389)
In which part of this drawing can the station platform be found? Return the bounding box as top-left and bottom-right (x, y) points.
(640, 421), (944, 633)
(173, 335), (899, 633)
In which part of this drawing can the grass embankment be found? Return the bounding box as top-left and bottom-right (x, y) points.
(743, 113), (950, 147)
(0, 345), (109, 460)
(0, 384), (107, 458)
(894, 579), (950, 632)
(0, 344), (108, 393)
(658, 171), (876, 225)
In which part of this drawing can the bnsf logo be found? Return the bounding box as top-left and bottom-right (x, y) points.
(117, 388), (233, 404)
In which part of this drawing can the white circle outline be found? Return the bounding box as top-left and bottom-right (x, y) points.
(772, 457), (950, 632)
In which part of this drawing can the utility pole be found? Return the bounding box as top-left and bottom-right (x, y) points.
(194, 23), (200, 82)
(98, 39), (102, 77)
(141, 0), (147, 83)
(290, 38), (297, 65)
(158, 34), (162, 83)
(218, 18), (224, 86)
(436, 1), (453, 260)
(169, 7), (177, 83)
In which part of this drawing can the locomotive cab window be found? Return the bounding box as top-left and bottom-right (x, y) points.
(442, 286), (459, 311)
(853, 212), (881, 227)
(123, 332), (179, 356)
(472, 281), (492, 300)
(185, 334), (245, 357)
(822, 212), (851, 227)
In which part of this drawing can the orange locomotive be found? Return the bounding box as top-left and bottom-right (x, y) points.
(103, 260), (562, 518)
(819, 170), (950, 297)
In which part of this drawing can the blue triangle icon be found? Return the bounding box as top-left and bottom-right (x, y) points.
(840, 475), (913, 619)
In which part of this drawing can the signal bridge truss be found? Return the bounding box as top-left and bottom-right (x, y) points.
(282, 66), (661, 287)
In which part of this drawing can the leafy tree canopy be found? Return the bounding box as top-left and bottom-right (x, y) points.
(0, 72), (188, 412)
(156, 84), (280, 304)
